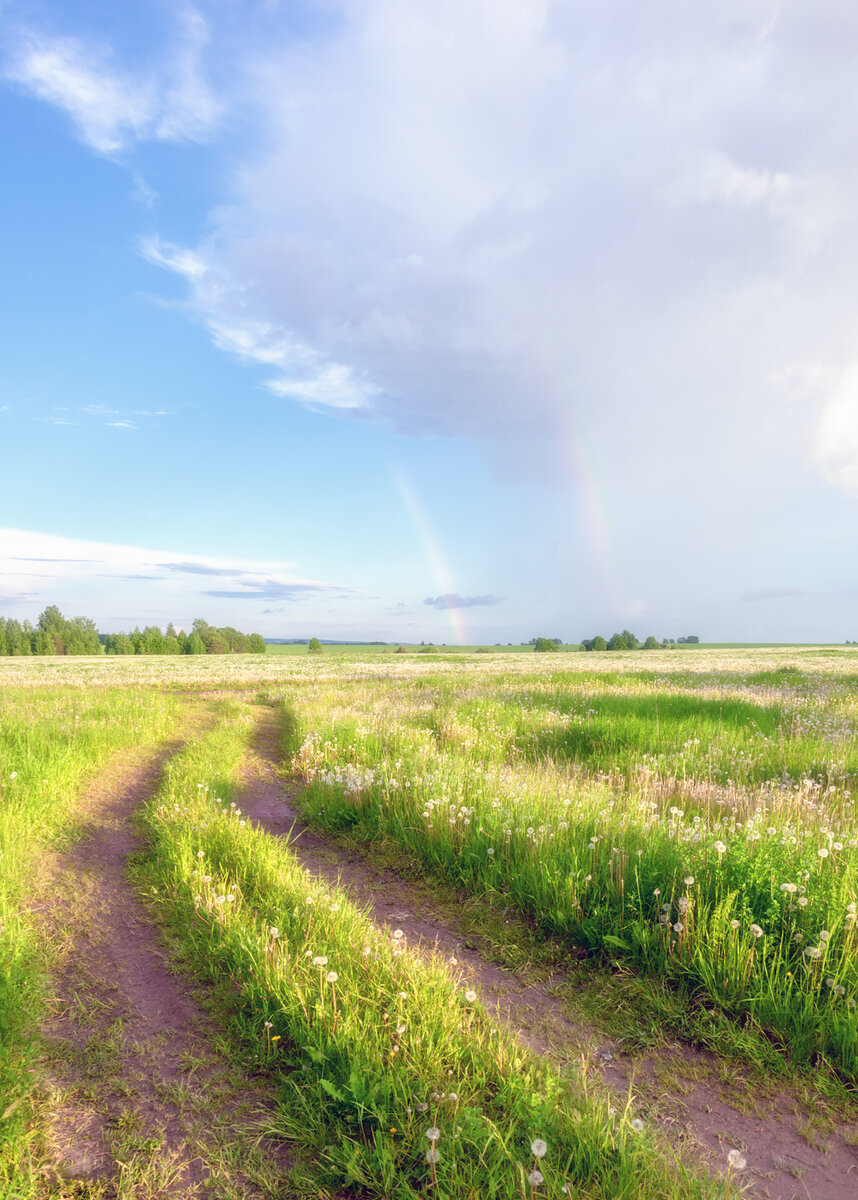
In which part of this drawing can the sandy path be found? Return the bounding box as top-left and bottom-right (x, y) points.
(34, 727), (291, 1199)
(237, 711), (858, 1200)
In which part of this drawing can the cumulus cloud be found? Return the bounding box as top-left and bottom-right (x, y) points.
(4, 8), (221, 153)
(131, 0), (858, 473)
(12, 0), (858, 508)
(424, 593), (502, 610)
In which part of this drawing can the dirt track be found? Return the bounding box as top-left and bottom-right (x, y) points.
(35, 729), (290, 1199)
(237, 711), (858, 1200)
(30, 705), (858, 1199)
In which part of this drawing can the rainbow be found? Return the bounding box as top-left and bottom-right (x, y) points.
(391, 469), (468, 645)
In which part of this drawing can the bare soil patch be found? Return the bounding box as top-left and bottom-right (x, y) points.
(34, 726), (292, 1199)
(238, 711), (858, 1200)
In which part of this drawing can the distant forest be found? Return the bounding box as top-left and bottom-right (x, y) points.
(0, 607), (266, 656)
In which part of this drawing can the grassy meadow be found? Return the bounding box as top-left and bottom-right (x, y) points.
(1, 645), (857, 1196)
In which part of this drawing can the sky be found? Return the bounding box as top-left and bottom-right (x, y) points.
(2, 0), (858, 644)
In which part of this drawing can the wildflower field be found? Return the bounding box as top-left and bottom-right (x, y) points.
(1, 646), (857, 1198)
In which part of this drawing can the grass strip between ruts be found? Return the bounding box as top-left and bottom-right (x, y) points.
(136, 700), (729, 1200)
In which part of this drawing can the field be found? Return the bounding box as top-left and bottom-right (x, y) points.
(1, 647), (857, 1199)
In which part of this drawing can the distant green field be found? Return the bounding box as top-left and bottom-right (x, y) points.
(263, 641), (585, 655)
(262, 641), (850, 656)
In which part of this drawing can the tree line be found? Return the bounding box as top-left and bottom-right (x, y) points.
(580, 631), (699, 651)
(0, 608), (266, 656)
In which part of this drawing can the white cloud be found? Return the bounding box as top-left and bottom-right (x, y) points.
(126, 0), (858, 482)
(0, 529), (353, 627)
(4, 9), (221, 153)
(690, 152), (792, 209)
(816, 364), (858, 494)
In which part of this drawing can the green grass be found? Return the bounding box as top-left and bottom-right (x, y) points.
(277, 666), (858, 1080)
(135, 700), (724, 1200)
(0, 687), (180, 1197)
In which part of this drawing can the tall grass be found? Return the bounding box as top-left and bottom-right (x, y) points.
(0, 687), (179, 1195)
(137, 701), (723, 1199)
(280, 670), (858, 1079)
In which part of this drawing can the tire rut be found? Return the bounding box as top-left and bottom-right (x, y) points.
(237, 710), (858, 1200)
(34, 717), (292, 1199)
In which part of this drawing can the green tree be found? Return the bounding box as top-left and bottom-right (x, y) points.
(533, 637), (559, 653)
(186, 632), (205, 655)
(248, 633), (266, 653)
(607, 632), (628, 650)
(643, 635), (660, 650)
(142, 626), (165, 655)
(308, 637), (323, 654)
(68, 616), (101, 655)
(105, 633), (134, 655)
(621, 629), (639, 650)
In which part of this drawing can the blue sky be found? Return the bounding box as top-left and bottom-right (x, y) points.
(2, 0), (858, 643)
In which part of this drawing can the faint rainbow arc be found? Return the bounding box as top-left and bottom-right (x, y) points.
(391, 469), (468, 645)
(557, 413), (623, 613)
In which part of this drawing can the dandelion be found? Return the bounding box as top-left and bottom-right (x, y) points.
(531, 1139), (548, 1158)
(630, 1118), (644, 1133)
(713, 841), (727, 854)
(464, 989), (477, 1003)
(448, 1092), (458, 1102)
(312, 955), (328, 967)
(730, 919), (740, 929)
(528, 1170), (544, 1187)
(749, 924), (763, 938)
(684, 876), (694, 886)
(425, 1148), (440, 1164)
(326, 971), (338, 983)
(425, 1127), (441, 1142)
(269, 927), (279, 939)
(727, 1149), (746, 1170)
(818, 847), (829, 858)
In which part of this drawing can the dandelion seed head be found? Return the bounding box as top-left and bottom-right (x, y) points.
(727, 1150), (746, 1170)
(531, 1138), (548, 1158)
